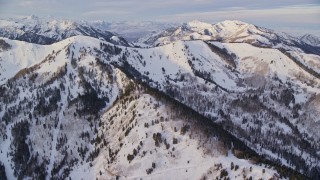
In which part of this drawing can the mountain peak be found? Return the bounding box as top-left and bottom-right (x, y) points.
(183, 20), (251, 32)
(185, 20), (212, 29)
(218, 20), (248, 25)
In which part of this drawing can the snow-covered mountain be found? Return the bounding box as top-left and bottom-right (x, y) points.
(0, 18), (320, 180)
(300, 34), (320, 47)
(139, 20), (276, 45)
(0, 15), (129, 46)
(140, 20), (320, 55)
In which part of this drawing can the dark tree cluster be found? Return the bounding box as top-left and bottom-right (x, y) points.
(34, 88), (61, 116)
(100, 42), (122, 55)
(153, 132), (162, 147)
(0, 162), (7, 180)
(206, 42), (237, 69)
(0, 39), (11, 52)
(10, 120), (30, 177)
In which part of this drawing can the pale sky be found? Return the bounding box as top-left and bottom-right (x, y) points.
(0, 0), (319, 36)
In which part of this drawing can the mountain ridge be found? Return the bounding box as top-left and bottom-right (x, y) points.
(139, 19), (320, 56)
(0, 16), (130, 46)
(0, 17), (320, 179)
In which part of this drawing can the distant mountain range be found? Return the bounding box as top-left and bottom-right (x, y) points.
(139, 20), (320, 55)
(300, 34), (320, 47)
(90, 20), (178, 42)
(0, 15), (129, 46)
(0, 16), (319, 180)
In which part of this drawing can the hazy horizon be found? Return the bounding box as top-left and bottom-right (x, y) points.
(0, 0), (319, 36)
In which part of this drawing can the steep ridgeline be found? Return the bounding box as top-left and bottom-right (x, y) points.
(0, 36), (121, 179)
(0, 15), (129, 46)
(0, 22), (319, 179)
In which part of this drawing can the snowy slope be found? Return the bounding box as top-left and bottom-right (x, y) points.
(72, 87), (283, 180)
(0, 37), (73, 85)
(0, 28), (319, 180)
(0, 36), (291, 179)
(0, 36), (122, 179)
(114, 40), (320, 178)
